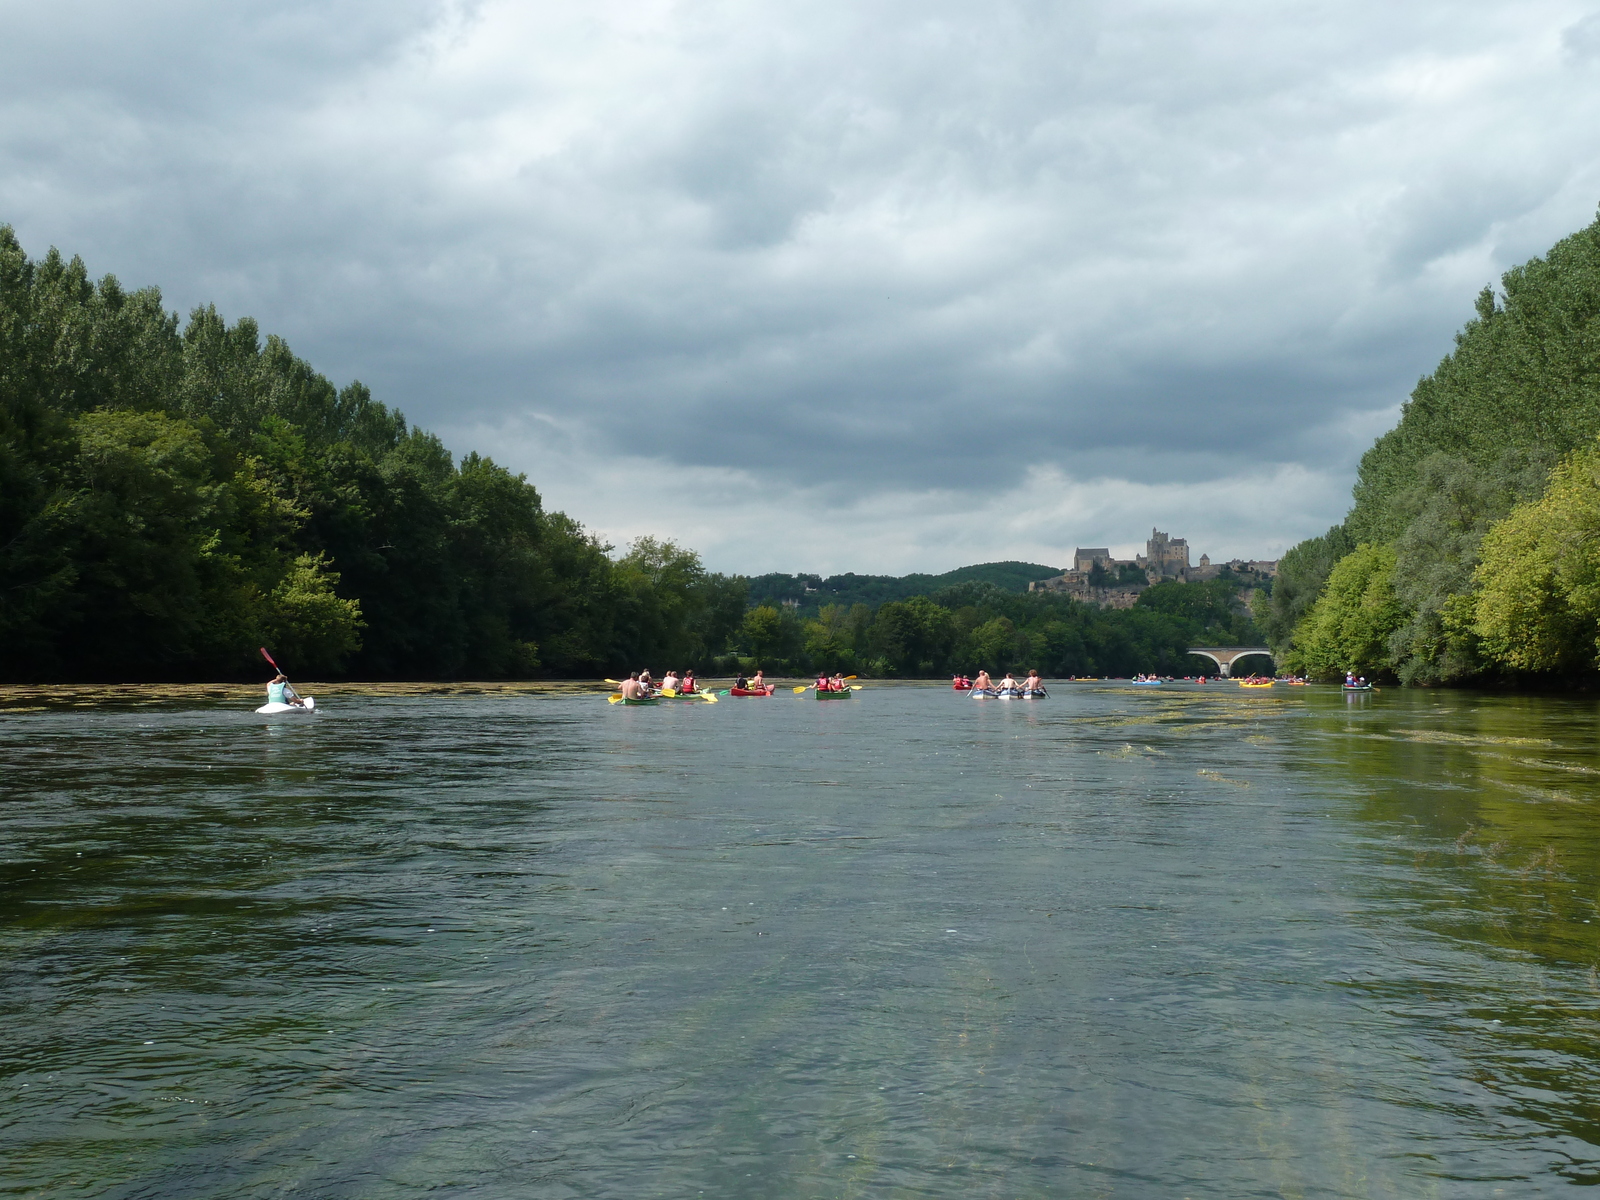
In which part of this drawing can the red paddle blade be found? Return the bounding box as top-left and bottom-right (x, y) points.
(259, 647), (281, 673)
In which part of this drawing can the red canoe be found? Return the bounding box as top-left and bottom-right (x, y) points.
(730, 686), (776, 697)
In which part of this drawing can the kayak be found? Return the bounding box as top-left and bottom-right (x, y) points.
(1342, 684), (1374, 692)
(993, 688), (1049, 700)
(968, 688), (999, 699)
(730, 686), (775, 697)
(256, 696), (316, 714)
(1237, 680), (1273, 688)
(815, 688), (854, 700)
(1131, 680), (1163, 686)
(952, 683), (973, 691)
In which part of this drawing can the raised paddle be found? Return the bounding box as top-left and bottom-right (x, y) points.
(259, 647), (305, 705)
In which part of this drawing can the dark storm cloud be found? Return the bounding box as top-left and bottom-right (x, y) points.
(4, 0), (1600, 569)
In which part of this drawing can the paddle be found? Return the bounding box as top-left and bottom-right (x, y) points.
(792, 684), (810, 693)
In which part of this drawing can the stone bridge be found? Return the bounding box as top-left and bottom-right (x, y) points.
(1188, 646), (1274, 677)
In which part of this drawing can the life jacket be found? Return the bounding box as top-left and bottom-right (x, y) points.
(267, 681), (287, 704)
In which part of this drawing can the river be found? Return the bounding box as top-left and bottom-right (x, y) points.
(3, 681), (1599, 1197)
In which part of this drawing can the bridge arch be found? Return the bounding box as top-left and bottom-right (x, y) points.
(1188, 646), (1274, 678)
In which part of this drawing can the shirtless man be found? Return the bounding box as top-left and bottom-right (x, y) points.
(661, 670), (680, 694)
(1023, 669), (1044, 693)
(619, 672), (644, 699)
(973, 669), (994, 692)
(999, 672), (1019, 692)
(751, 669), (766, 692)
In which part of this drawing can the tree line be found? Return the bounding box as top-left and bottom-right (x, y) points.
(1259, 209), (1600, 684)
(0, 227), (745, 682)
(739, 577), (1264, 678)
(1, 225), (1266, 682)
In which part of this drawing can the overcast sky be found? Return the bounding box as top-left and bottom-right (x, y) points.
(5, 0), (1600, 573)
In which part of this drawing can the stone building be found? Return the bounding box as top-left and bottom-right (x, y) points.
(1135, 528), (1190, 582)
(1028, 527), (1275, 609)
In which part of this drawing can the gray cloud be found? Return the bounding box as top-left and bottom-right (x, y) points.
(4, 0), (1600, 570)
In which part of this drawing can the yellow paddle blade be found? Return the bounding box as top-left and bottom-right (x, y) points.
(700, 693), (719, 703)
(661, 688), (678, 697)
(849, 684), (862, 690)
(607, 694), (623, 704)
(604, 678), (621, 685)
(844, 674), (858, 680)
(792, 685), (810, 693)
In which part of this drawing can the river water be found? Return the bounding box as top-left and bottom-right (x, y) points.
(4, 681), (1600, 1197)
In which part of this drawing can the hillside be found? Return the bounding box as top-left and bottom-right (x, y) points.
(746, 561), (1062, 616)
(1261, 209), (1600, 684)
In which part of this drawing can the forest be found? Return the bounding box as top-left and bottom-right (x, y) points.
(1260, 209), (1600, 684)
(1, 225), (1263, 681)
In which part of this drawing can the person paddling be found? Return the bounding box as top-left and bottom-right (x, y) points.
(751, 669), (767, 693)
(681, 669), (697, 694)
(973, 669), (993, 692)
(662, 670), (680, 694)
(815, 670), (830, 692)
(999, 671), (1019, 693)
(1024, 669), (1043, 693)
(829, 672), (845, 692)
(619, 672), (645, 699)
(266, 673), (306, 708)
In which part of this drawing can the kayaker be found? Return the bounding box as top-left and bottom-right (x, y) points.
(751, 669), (767, 692)
(267, 673), (305, 708)
(639, 669), (655, 694)
(619, 673), (644, 699)
(999, 672), (1019, 692)
(815, 671), (830, 691)
(973, 669), (993, 691)
(662, 670), (680, 693)
(1024, 669), (1043, 693)
(829, 672), (845, 691)
(681, 669), (697, 694)
(735, 671), (748, 690)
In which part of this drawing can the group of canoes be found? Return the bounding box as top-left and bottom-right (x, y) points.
(954, 669), (1048, 699)
(616, 668), (714, 701)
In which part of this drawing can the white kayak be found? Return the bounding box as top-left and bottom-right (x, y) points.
(255, 696), (316, 714)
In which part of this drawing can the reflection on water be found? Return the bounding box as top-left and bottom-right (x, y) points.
(4, 683), (1600, 1196)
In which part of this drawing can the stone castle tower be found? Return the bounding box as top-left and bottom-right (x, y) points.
(1137, 528), (1189, 582)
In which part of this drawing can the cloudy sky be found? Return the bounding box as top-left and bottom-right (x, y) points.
(5, 0), (1600, 573)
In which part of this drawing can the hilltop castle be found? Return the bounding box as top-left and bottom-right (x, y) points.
(1030, 529), (1276, 608)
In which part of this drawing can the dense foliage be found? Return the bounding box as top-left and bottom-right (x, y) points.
(731, 577), (1264, 678)
(746, 561), (1061, 616)
(0, 228), (745, 681)
(1273, 210), (1600, 684)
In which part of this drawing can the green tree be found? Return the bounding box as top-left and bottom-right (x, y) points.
(1284, 544), (1405, 680)
(1473, 441), (1600, 674)
(742, 605), (785, 665)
